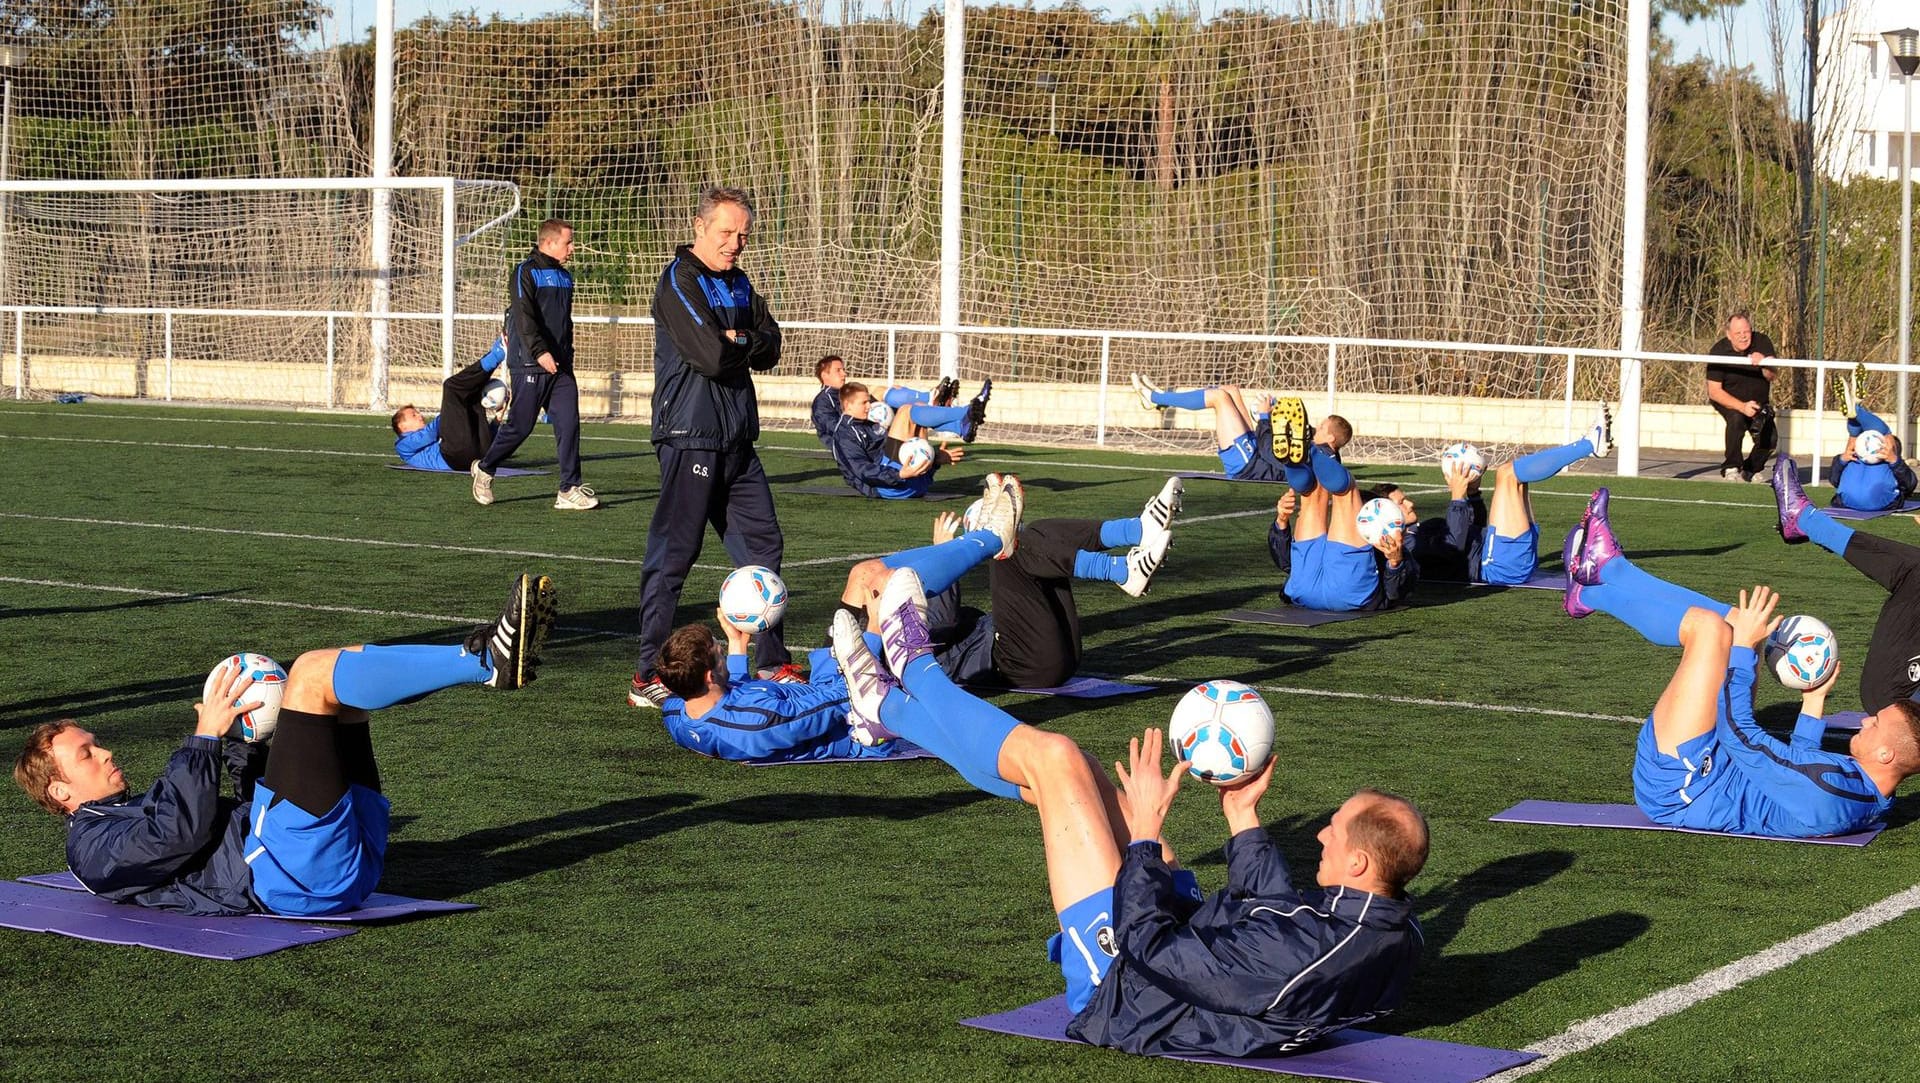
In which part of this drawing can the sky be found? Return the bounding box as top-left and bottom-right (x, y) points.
(322, 0), (1780, 68)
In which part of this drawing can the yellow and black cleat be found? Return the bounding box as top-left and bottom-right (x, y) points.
(1270, 397), (1310, 465)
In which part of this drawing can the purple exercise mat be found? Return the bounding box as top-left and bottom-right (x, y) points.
(386, 463), (547, 477)
(0, 880), (352, 959)
(19, 871), (477, 922)
(1175, 470), (1292, 485)
(1006, 675), (1155, 698)
(1221, 607), (1383, 628)
(1824, 711), (1868, 732)
(1464, 570), (1568, 591)
(742, 743), (938, 766)
(1489, 800), (1883, 846)
(1826, 499), (1920, 521)
(960, 995), (1536, 1083)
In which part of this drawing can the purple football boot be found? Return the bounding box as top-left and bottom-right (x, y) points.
(1563, 577), (1596, 619)
(1770, 452), (1812, 545)
(830, 610), (901, 747)
(1570, 488), (1624, 586)
(878, 567), (937, 673)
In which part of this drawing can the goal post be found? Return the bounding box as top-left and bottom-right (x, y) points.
(0, 176), (519, 407)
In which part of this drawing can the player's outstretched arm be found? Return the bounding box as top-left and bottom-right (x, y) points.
(1791, 660), (1842, 749)
(1114, 727), (1183, 845)
(1725, 585), (1782, 651)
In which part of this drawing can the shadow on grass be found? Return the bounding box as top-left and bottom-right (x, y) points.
(1390, 849), (1651, 1030)
(767, 466), (845, 485)
(1, 674), (203, 728)
(380, 789), (989, 898)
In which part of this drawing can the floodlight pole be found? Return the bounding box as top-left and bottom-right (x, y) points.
(370, 0), (396, 410)
(1890, 29), (1920, 450)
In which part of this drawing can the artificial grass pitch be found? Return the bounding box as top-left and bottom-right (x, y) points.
(3, 400), (1920, 1081)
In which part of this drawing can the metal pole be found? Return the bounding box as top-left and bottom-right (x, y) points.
(163, 311), (173, 401)
(1813, 361), (1827, 486)
(885, 328), (897, 386)
(442, 180), (456, 378)
(1, 75), (12, 321)
(1324, 341), (1336, 420)
(937, 0), (963, 381)
(1616, 0), (1653, 477)
(326, 314), (336, 410)
(1096, 335), (1110, 447)
(1564, 351), (1577, 442)
(1902, 72), (1914, 448)
(370, 0), (396, 410)
(9, 308), (18, 399)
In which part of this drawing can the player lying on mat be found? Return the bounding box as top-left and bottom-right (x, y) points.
(1774, 453), (1920, 710)
(811, 351), (971, 448)
(827, 379), (987, 499)
(650, 610), (920, 762)
(12, 574), (556, 916)
(1130, 375), (1350, 483)
(835, 473), (1176, 704)
(1564, 494), (1920, 838)
(1268, 423), (1410, 611)
(1400, 409), (1613, 584)
(1826, 365), (1917, 512)
(390, 317), (512, 472)
(828, 566), (1427, 1057)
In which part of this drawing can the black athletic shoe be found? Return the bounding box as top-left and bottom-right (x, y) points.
(932, 376), (960, 407)
(965, 379), (993, 443)
(469, 573), (556, 690)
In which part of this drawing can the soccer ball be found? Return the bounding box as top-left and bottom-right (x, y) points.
(1766, 616), (1838, 691)
(1168, 680), (1275, 787)
(719, 565), (788, 633)
(867, 401), (893, 427)
(1856, 429), (1892, 464)
(1355, 497), (1407, 546)
(1440, 442), (1486, 480)
(480, 379), (508, 411)
(962, 498), (985, 532)
(203, 653), (287, 743)
(898, 437), (935, 472)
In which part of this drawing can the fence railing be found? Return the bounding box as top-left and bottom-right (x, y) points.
(4, 302), (1910, 482)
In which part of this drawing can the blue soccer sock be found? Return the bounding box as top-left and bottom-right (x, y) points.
(1151, 387), (1209, 411)
(1282, 459), (1315, 492)
(330, 643), (492, 710)
(1512, 437), (1596, 484)
(1856, 405), (1891, 436)
(881, 532), (999, 594)
(1099, 517), (1142, 549)
(1582, 557), (1729, 647)
(904, 403), (972, 435)
(883, 386), (931, 408)
(1308, 444), (1353, 495)
(877, 655), (1022, 800)
(1798, 504), (1856, 557)
(1073, 550), (1128, 584)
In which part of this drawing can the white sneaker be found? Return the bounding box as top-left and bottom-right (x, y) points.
(1119, 529), (1171, 598)
(554, 485), (599, 511)
(1586, 404), (1614, 458)
(1131, 372), (1165, 412)
(1719, 467), (1740, 482)
(975, 473), (1025, 560)
(1140, 476), (1182, 544)
(471, 462), (495, 506)
(830, 610), (899, 746)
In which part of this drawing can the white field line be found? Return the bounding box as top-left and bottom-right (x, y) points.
(0, 512), (882, 572)
(1487, 882), (1920, 1080)
(0, 432), (391, 458)
(2, 574), (1638, 724)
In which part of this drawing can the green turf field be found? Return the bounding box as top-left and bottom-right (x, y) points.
(3, 400), (1918, 1082)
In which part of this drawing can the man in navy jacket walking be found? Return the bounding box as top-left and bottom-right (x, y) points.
(472, 218), (597, 511)
(631, 187), (796, 708)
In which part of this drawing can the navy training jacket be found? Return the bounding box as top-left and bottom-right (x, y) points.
(1067, 829), (1423, 1057)
(650, 244), (781, 450)
(828, 414), (906, 496)
(65, 736), (267, 916)
(508, 248), (573, 372)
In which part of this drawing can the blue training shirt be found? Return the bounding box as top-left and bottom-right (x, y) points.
(1638, 646), (1892, 837)
(660, 653), (896, 762)
(394, 417), (449, 471)
(1831, 457), (1912, 512)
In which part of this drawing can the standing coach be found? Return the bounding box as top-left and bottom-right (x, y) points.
(630, 187), (796, 709)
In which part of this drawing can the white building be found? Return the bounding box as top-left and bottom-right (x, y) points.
(1820, 0), (1920, 179)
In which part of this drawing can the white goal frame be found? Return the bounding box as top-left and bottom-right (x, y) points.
(0, 176), (521, 406)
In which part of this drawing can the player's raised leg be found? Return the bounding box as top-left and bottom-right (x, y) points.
(1563, 492), (1729, 645)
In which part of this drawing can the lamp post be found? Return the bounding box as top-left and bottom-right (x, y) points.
(1885, 28), (1919, 447)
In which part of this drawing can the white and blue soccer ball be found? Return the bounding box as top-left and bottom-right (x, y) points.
(719, 565), (789, 633)
(203, 653), (287, 743)
(1355, 497), (1407, 547)
(898, 437), (935, 472)
(1856, 429), (1892, 465)
(1168, 680), (1275, 787)
(962, 498), (986, 532)
(867, 401), (893, 427)
(1440, 442), (1486, 480)
(1766, 615), (1838, 691)
(480, 379), (508, 411)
